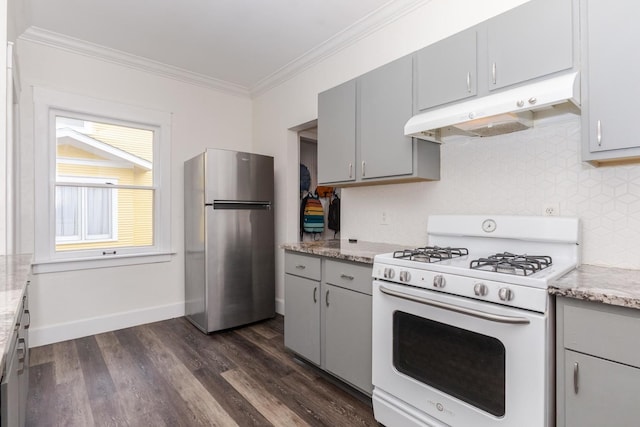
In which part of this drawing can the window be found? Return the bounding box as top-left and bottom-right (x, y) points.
(33, 88), (172, 272)
(55, 176), (118, 244)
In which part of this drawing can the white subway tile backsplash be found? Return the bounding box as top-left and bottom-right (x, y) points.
(343, 116), (640, 269)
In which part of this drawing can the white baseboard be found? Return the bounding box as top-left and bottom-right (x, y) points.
(275, 297), (284, 316)
(29, 302), (185, 348)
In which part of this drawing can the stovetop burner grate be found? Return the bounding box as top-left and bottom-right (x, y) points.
(469, 252), (552, 276)
(393, 246), (469, 263)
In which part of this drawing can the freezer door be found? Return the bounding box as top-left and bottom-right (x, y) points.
(206, 202), (275, 331)
(205, 149), (274, 202)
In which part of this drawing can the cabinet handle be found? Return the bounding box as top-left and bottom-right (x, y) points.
(492, 63), (497, 85)
(17, 337), (26, 375)
(325, 290), (330, 307)
(349, 163), (352, 179)
(24, 309), (30, 329)
(313, 287), (317, 303)
(573, 362), (579, 394)
(466, 72), (471, 93)
(340, 273), (354, 280)
(362, 161), (366, 177)
(596, 120), (602, 146)
(295, 264), (306, 270)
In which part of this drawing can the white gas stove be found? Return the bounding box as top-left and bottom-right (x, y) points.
(371, 215), (580, 427)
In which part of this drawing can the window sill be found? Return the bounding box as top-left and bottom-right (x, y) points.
(32, 252), (176, 274)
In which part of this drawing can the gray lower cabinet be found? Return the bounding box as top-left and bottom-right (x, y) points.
(318, 55), (440, 187)
(556, 297), (640, 426)
(284, 252), (373, 394)
(1, 291), (30, 427)
(581, 0), (640, 163)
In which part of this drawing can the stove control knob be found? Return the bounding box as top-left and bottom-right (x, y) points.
(399, 271), (411, 282)
(474, 283), (488, 297)
(433, 275), (446, 288)
(384, 268), (395, 280)
(499, 287), (514, 301)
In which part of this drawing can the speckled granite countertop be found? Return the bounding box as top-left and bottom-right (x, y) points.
(0, 254), (32, 371)
(549, 264), (640, 310)
(281, 240), (410, 264)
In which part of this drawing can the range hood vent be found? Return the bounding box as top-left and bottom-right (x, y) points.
(405, 72), (580, 142)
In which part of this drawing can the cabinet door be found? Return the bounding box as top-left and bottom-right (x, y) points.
(583, 0), (640, 155)
(564, 350), (640, 426)
(359, 55), (414, 180)
(323, 284), (372, 394)
(416, 28), (477, 111)
(1, 337), (20, 427)
(487, 0), (573, 91)
(284, 274), (320, 364)
(317, 79), (356, 184)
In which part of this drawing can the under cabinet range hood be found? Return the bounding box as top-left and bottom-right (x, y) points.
(405, 72), (580, 142)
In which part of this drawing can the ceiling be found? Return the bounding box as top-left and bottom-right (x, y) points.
(21, 0), (426, 95)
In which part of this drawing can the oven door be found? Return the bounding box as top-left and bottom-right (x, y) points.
(372, 279), (552, 427)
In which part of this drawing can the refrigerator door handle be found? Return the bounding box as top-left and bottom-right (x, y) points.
(211, 200), (272, 210)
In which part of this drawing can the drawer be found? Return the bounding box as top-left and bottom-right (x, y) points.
(324, 259), (372, 295)
(285, 252), (321, 280)
(562, 298), (640, 369)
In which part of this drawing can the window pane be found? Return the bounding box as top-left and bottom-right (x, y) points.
(56, 188), (154, 252)
(55, 186), (79, 239)
(56, 116), (153, 186)
(86, 187), (112, 237)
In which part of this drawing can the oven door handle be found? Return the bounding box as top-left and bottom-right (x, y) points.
(379, 285), (531, 325)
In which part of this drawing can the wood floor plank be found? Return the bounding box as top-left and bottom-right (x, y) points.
(75, 335), (129, 426)
(113, 327), (212, 427)
(135, 324), (240, 427)
(221, 368), (308, 427)
(94, 331), (164, 425)
(51, 340), (83, 384)
(146, 321), (272, 426)
(28, 345), (54, 367)
(27, 316), (379, 427)
(26, 362), (56, 426)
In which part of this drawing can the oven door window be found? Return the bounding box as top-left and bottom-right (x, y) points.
(393, 311), (506, 417)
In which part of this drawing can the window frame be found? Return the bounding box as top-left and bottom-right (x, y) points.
(33, 87), (172, 273)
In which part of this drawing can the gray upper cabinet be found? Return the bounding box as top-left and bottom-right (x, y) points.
(487, 0), (574, 91)
(416, 28), (478, 111)
(581, 0), (640, 163)
(359, 55), (414, 180)
(317, 79), (356, 184)
(318, 56), (440, 187)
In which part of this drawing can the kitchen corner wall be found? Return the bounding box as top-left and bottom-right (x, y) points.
(343, 117), (640, 269)
(252, 0), (640, 310)
(17, 39), (253, 346)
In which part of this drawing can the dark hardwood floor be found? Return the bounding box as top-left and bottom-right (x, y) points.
(27, 315), (379, 426)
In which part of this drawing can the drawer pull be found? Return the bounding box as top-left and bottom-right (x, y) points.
(313, 287), (317, 303)
(340, 274), (354, 281)
(573, 362), (579, 394)
(295, 264), (306, 270)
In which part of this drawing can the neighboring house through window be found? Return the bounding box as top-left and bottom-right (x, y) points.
(33, 88), (172, 272)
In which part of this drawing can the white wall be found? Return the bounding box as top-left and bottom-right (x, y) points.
(252, 0), (531, 312)
(17, 39), (254, 346)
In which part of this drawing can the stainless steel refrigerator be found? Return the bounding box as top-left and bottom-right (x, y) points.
(184, 148), (275, 333)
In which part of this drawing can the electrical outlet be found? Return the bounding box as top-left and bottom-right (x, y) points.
(543, 203), (560, 216)
(381, 211), (389, 225)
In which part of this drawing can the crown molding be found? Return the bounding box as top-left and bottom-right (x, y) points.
(19, 0), (432, 99)
(19, 26), (251, 98)
(249, 0), (432, 97)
